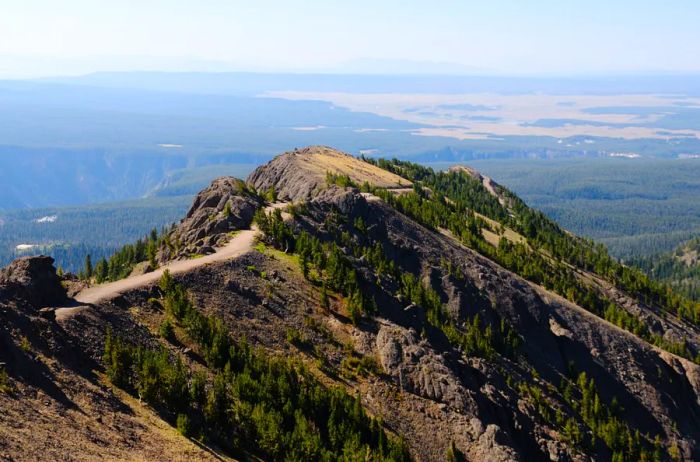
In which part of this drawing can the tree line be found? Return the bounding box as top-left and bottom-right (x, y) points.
(78, 226), (173, 282)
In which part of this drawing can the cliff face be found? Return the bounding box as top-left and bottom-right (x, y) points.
(1, 146), (700, 461)
(282, 185), (700, 460)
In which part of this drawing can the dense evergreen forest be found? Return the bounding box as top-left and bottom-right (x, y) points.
(455, 158), (700, 259)
(631, 237), (700, 301)
(0, 196), (188, 273)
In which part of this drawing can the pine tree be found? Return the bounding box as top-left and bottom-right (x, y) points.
(84, 254), (93, 280)
(320, 283), (330, 312)
(159, 269), (173, 293)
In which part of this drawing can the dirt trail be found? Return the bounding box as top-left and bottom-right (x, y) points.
(56, 203), (286, 319)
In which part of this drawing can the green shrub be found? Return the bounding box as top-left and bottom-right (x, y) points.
(20, 336), (31, 353)
(0, 365), (11, 394)
(222, 201), (232, 218)
(176, 413), (191, 437)
(446, 441), (463, 462)
(285, 327), (305, 347)
(341, 354), (382, 379)
(159, 319), (175, 341)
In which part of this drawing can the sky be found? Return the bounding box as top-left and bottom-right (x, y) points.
(1, 0), (699, 78)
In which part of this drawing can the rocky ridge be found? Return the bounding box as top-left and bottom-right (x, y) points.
(247, 145), (410, 202)
(1, 146), (699, 461)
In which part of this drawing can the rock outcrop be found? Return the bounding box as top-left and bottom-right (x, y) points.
(158, 177), (263, 261)
(376, 323), (476, 410)
(247, 145), (410, 202)
(0, 256), (67, 309)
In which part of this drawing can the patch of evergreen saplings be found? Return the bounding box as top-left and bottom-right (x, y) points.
(557, 371), (665, 462)
(103, 271), (410, 461)
(255, 208), (520, 360)
(81, 227), (172, 283)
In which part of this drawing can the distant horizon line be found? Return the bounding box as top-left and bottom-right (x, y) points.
(23, 69), (700, 81)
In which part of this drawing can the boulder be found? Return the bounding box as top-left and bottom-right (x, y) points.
(0, 256), (67, 309)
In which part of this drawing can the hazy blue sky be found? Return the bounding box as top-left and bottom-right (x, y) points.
(1, 0), (699, 77)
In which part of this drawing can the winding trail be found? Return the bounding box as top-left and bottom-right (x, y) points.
(55, 203), (287, 320)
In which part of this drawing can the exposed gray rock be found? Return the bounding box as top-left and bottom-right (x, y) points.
(158, 177), (263, 262)
(247, 146), (333, 201)
(468, 423), (520, 462)
(246, 145), (409, 202)
(376, 323), (476, 411)
(311, 186), (369, 218)
(0, 256), (67, 309)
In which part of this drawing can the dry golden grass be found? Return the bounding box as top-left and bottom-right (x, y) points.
(291, 146), (411, 188)
(475, 212), (526, 246)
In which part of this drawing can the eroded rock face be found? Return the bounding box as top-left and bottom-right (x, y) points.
(312, 186), (369, 218)
(0, 256), (67, 309)
(158, 177), (263, 262)
(376, 323), (476, 411)
(375, 322), (521, 461)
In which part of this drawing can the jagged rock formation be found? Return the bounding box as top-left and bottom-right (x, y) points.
(0, 256), (67, 309)
(158, 176), (263, 261)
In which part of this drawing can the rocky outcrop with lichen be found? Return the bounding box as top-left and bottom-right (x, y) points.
(157, 177), (263, 262)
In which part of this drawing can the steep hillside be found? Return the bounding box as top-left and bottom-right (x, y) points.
(1, 146), (700, 461)
(631, 238), (700, 301)
(0, 257), (232, 461)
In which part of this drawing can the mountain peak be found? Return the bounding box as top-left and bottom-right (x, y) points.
(247, 145), (410, 202)
(449, 164), (508, 205)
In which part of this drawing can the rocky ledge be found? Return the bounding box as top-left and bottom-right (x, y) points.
(158, 177), (263, 262)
